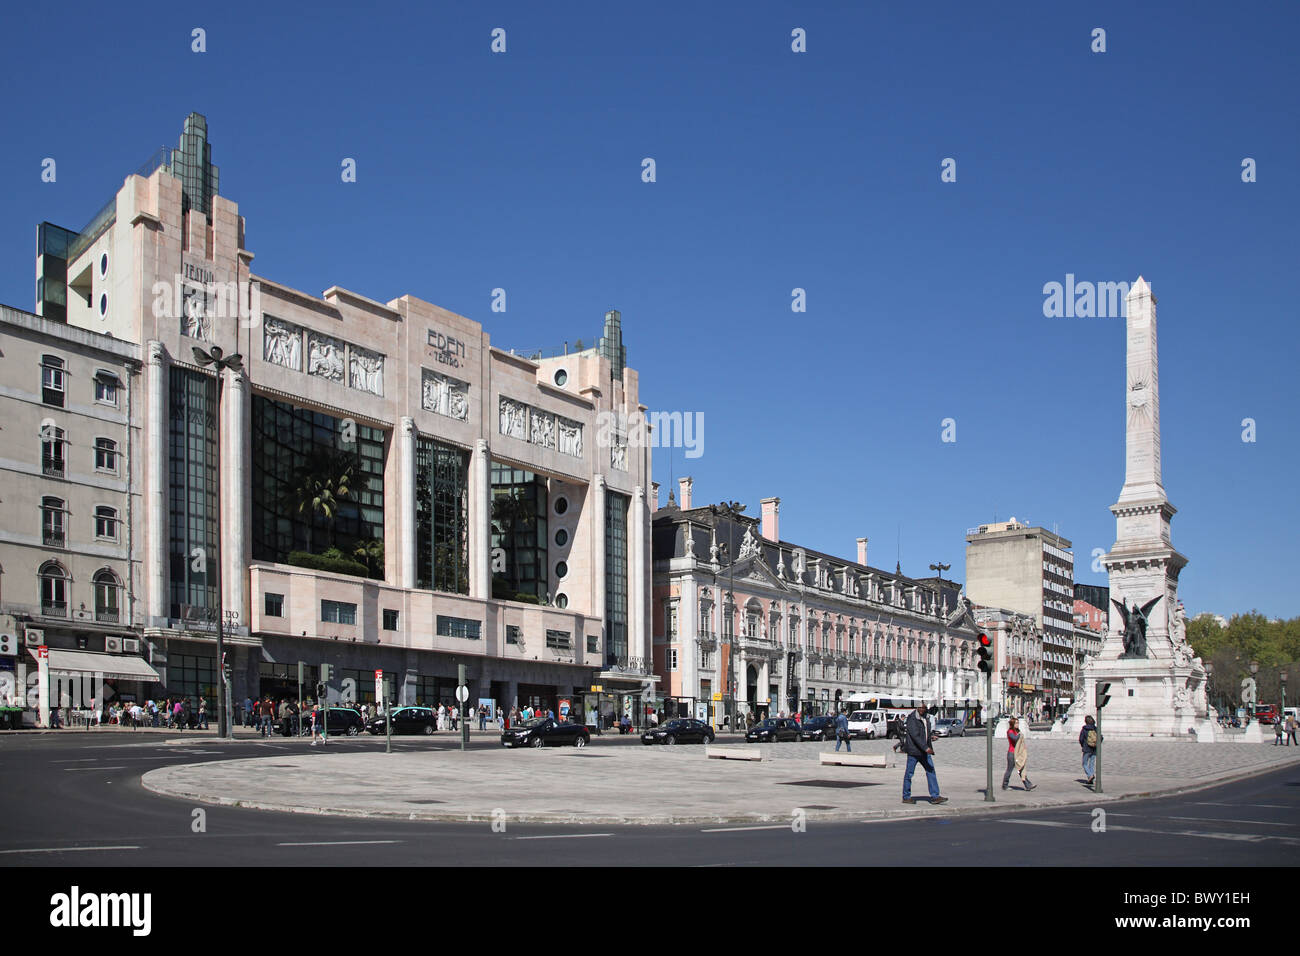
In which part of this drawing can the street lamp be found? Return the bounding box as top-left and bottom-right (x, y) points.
(1000, 666), (1009, 717)
(192, 345), (242, 740)
(1204, 660), (1214, 714)
(1282, 668), (1288, 719)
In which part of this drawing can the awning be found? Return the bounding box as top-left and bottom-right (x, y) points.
(28, 648), (161, 682)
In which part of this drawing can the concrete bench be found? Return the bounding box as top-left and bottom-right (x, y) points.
(819, 752), (891, 768)
(706, 745), (763, 761)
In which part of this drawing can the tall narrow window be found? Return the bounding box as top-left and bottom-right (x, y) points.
(94, 506), (119, 540)
(605, 491), (629, 666)
(41, 496), (65, 548)
(93, 569), (120, 623)
(94, 372), (120, 406)
(41, 355), (66, 407)
(41, 426), (66, 478)
(39, 561), (67, 617)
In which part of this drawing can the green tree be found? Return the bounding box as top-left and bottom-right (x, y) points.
(353, 538), (384, 578)
(285, 449), (357, 554)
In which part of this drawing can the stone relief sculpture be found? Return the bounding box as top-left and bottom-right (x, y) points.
(557, 416), (583, 457)
(181, 285), (210, 341)
(349, 347), (384, 396)
(422, 370), (469, 420)
(307, 333), (345, 381)
(611, 438), (628, 471)
(530, 410), (557, 450)
(738, 526), (761, 561)
(263, 318), (302, 370)
(499, 397), (527, 439)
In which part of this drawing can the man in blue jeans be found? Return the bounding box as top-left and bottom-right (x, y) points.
(1079, 714), (1100, 785)
(834, 709), (851, 752)
(899, 703), (947, 805)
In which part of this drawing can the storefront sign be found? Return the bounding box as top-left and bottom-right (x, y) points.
(374, 669), (383, 703)
(711, 692), (722, 701)
(427, 329), (467, 369)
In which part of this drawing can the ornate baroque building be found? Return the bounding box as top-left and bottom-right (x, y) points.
(651, 479), (981, 723)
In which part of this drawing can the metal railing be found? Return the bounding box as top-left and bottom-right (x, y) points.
(42, 455), (65, 478)
(41, 601), (67, 617)
(42, 530), (66, 548)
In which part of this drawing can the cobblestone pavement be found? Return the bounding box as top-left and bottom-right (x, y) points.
(142, 735), (1300, 826)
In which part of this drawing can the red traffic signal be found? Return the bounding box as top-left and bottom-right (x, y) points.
(976, 632), (993, 674)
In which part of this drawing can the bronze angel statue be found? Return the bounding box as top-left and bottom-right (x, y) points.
(1111, 596), (1162, 659)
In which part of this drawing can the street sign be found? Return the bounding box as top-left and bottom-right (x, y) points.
(711, 693), (722, 701)
(374, 669), (383, 703)
(456, 685), (469, 703)
(589, 685), (603, 692)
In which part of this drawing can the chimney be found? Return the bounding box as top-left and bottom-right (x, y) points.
(678, 476), (693, 510)
(650, 481), (660, 513)
(760, 497), (780, 542)
(857, 536), (868, 566)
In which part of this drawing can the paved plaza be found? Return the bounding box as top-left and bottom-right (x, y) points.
(142, 736), (1300, 826)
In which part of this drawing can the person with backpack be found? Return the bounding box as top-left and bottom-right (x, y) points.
(1002, 717), (1036, 791)
(1080, 714), (1100, 786)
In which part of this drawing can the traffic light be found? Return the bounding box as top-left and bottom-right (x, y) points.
(1095, 682), (1112, 709)
(976, 633), (993, 674)
(315, 682), (326, 700)
(320, 663), (332, 683)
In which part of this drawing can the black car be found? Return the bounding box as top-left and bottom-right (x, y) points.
(798, 715), (837, 741)
(641, 718), (715, 745)
(500, 717), (590, 748)
(367, 706), (436, 736)
(745, 717), (802, 743)
(304, 707), (365, 737)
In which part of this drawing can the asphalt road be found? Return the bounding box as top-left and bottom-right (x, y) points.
(3, 730), (1298, 867)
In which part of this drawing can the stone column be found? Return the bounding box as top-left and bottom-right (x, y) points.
(631, 485), (647, 668)
(679, 572), (698, 707)
(144, 341), (167, 626)
(223, 367), (249, 628)
(470, 439), (492, 599)
(593, 476), (606, 644)
(399, 417), (417, 589)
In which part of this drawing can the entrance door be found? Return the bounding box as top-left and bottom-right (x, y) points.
(746, 665), (758, 710)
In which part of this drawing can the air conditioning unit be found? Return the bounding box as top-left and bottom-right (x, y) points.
(105, 637), (122, 654)
(0, 634), (16, 656)
(122, 638), (140, 653)
(24, 629), (45, 647)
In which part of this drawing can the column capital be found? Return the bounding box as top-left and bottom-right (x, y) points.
(594, 474), (606, 490)
(147, 340), (166, 366)
(475, 438), (489, 454)
(400, 415), (417, 436)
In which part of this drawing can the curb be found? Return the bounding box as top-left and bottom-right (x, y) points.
(139, 755), (1295, 827)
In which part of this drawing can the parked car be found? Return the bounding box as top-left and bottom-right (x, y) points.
(303, 707), (365, 737)
(745, 717), (801, 743)
(932, 717), (965, 738)
(798, 715), (837, 741)
(846, 710), (889, 739)
(367, 706), (436, 736)
(501, 717), (590, 748)
(641, 718), (715, 745)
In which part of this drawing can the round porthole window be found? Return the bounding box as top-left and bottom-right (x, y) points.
(555, 593), (569, 609)
(554, 528), (569, 547)
(554, 368), (568, 387)
(554, 496), (569, 515)
(100, 253), (108, 276)
(99, 294), (108, 317)
(555, 561), (569, 579)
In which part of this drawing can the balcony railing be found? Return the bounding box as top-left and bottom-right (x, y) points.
(42, 530), (66, 548)
(41, 601), (67, 617)
(95, 607), (120, 623)
(42, 455), (66, 478)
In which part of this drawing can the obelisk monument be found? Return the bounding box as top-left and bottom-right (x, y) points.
(1070, 277), (1212, 739)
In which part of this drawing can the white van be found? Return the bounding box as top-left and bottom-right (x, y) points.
(846, 710), (888, 739)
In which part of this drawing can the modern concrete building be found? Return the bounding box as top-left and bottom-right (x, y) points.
(5, 112), (655, 725)
(651, 479), (981, 724)
(965, 518), (1075, 716)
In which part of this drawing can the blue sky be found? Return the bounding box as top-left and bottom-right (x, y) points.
(2, 1), (1296, 617)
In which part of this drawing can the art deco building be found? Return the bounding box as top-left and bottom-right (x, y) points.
(651, 478), (981, 722)
(4, 113), (655, 723)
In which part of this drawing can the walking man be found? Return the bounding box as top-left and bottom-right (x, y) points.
(1286, 714), (1298, 746)
(1002, 717), (1036, 791)
(834, 709), (851, 753)
(899, 703), (947, 805)
(1079, 714), (1099, 786)
(1274, 718), (1285, 746)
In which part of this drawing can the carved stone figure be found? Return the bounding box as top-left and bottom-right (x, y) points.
(182, 285), (210, 341)
(611, 439), (627, 471)
(308, 333), (345, 381)
(738, 526), (760, 561)
(421, 371), (469, 421)
(557, 416), (583, 457)
(1174, 682), (1192, 713)
(1111, 596), (1161, 659)
(531, 410), (556, 450)
(499, 398), (527, 439)
(709, 527), (719, 565)
(263, 318), (302, 370)
(683, 521), (695, 558)
(349, 347), (384, 396)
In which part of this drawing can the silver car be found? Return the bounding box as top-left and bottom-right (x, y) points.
(932, 717), (965, 738)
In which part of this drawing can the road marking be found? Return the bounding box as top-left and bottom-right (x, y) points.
(700, 824), (791, 833)
(512, 833), (613, 840)
(63, 766), (127, 771)
(277, 840), (401, 847)
(0, 845), (140, 855)
(1192, 802), (1292, 810)
(52, 758), (99, 763)
(1003, 819), (1300, 846)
